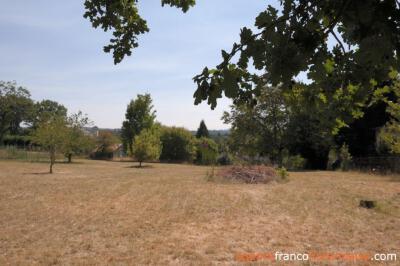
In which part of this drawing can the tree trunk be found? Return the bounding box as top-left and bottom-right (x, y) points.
(49, 160), (54, 174)
(139, 161), (142, 167)
(67, 154), (72, 163)
(49, 150), (55, 174)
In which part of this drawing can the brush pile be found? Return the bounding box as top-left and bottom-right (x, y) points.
(218, 165), (278, 184)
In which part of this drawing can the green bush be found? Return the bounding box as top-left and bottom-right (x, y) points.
(282, 154), (306, 170)
(276, 167), (289, 180)
(160, 127), (195, 162)
(195, 137), (218, 165)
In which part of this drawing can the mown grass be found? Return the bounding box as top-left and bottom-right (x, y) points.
(0, 160), (399, 265)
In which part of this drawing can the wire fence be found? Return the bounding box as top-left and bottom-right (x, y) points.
(0, 145), (63, 162)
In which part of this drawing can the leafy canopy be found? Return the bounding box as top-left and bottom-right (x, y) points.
(32, 117), (68, 151)
(83, 0), (195, 64)
(31, 116), (69, 173)
(31, 100), (68, 128)
(193, 0), (400, 110)
(223, 86), (289, 161)
(376, 79), (400, 154)
(160, 126), (196, 162)
(84, 0), (400, 133)
(0, 81), (33, 139)
(121, 93), (156, 154)
(132, 128), (162, 166)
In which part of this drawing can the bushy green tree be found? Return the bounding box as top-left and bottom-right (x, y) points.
(31, 117), (68, 173)
(284, 84), (337, 169)
(0, 81), (34, 141)
(223, 86), (288, 163)
(160, 126), (195, 162)
(196, 120), (209, 138)
(31, 100), (67, 129)
(195, 137), (218, 165)
(121, 94), (156, 155)
(132, 128), (161, 167)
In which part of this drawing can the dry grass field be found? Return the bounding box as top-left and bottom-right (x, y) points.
(0, 160), (399, 265)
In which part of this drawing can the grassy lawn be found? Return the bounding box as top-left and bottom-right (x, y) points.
(0, 160), (399, 265)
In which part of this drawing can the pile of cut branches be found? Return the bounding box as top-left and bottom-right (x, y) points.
(218, 165), (278, 184)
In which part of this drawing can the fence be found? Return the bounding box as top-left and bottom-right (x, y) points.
(0, 145), (63, 162)
(352, 156), (400, 173)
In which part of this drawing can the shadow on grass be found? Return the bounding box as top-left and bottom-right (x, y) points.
(57, 161), (85, 165)
(23, 172), (52, 175)
(125, 165), (155, 169)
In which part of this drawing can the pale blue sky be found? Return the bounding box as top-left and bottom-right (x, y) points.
(0, 0), (273, 130)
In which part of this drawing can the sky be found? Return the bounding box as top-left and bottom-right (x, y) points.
(0, 0), (273, 130)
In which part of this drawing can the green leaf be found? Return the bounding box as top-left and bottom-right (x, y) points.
(323, 58), (335, 74)
(389, 68), (398, 79)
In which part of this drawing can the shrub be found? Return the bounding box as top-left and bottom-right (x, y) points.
(282, 154), (306, 170)
(339, 143), (352, 171)
(277, 167), (289, 180)
(160, 127), (195, 162)
(195, 137), (218, 165)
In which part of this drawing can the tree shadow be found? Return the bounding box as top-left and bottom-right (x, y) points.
(58, 161), (85, 165)
(125, 165), (154, 169)
(23, 172), (52, 175)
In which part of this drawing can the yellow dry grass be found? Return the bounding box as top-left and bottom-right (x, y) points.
(0, 160), (399, 265)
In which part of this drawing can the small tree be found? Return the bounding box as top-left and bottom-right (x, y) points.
(121, 94), (156, 154)
(196, 120), (209, 138)
(63, 112), (95, 163)
(195, 137), (218, 165)
(132, 128), (161, 167)
(32, 117), (68, 173)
